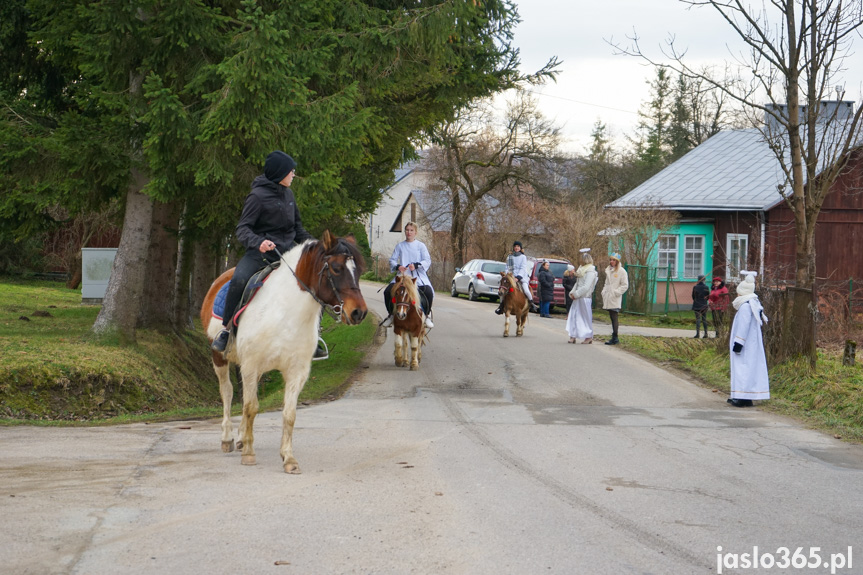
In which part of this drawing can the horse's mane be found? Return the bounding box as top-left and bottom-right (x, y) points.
(300, 235), (363, 263)
(295, 234), (365, 279)
(395, 273), (423, 315)
(502, 272), (522, 292)
(501, 272), (526, 303)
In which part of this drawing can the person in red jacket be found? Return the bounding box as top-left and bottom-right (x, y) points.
(708, 276), (730, 337)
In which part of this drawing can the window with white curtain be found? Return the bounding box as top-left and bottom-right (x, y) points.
(657, 235), (678, 279)
(683, 235), (704, 279)
(727, 234), (748, 281)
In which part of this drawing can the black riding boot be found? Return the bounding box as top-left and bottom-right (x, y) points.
(211, 328), (230, 352)
(494, 298), (504, 315)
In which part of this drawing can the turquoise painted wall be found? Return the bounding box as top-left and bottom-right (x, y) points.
(651, 222), (714, 304)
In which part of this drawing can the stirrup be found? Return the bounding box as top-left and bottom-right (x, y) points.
(211, 329), (230, 353)
(312, 338), (329, 361)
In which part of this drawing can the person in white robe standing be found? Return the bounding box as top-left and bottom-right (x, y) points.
(728, 271), (769, 407)
(566, 249), (598, 344)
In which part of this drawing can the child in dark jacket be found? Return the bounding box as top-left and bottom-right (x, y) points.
(692, 275), (710, 338)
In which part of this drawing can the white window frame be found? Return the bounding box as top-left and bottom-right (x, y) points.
(726, 234), (748, 281)
(657, 235), (678, 279)
(683, 235), (704, 279)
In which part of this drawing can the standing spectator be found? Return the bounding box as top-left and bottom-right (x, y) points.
(692, 274), (710, 338)
(566, 249), (598, 344)
(727, 271), (769, 407)
(495, 240), (539, 314)
(601, 252), (629, 346)
(709, 276), (730, 336)
(537, 260), (555, 317)
(562, 265), (576, 315)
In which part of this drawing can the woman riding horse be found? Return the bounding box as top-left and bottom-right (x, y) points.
(380, 222), (434, 330)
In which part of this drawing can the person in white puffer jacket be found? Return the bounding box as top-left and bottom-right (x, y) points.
(495, 240), (539, 315)
(601, 252), (629, 345)
(566, 249), (598, 344)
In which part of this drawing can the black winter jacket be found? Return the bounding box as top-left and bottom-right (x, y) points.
(538, 268), (556, 301)
(235, 175), (312, 258)
(692, 281), (710, 311)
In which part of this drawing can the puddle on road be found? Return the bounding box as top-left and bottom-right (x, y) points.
(796, 447), (863, 470)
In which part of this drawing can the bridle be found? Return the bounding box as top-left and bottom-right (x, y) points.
(276, 242), (360, 323)
(499, 274), (517, 299)
(392, 277), (421, 319)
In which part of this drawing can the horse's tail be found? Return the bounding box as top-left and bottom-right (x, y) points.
(200, 268), (235, 331)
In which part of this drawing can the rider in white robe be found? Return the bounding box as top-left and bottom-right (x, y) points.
(728, 272), (769, 406)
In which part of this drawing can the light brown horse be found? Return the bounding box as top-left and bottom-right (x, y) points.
(499, 272), (529, 337)
(200, 231), (367, 473)
(391, 274), (425, 370)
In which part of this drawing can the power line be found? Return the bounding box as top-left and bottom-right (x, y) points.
(524, 89), (640, 116)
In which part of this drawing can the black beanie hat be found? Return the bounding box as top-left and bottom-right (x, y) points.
(264, 151), (296, 183)
(513, 240), (523, 249)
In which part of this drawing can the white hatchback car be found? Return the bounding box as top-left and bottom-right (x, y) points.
(451, 259), (507, 301)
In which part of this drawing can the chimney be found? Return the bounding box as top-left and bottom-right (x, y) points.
(764, 100), (855, 133)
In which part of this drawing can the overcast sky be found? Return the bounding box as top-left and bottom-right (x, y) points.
(508, 0), (863, 153)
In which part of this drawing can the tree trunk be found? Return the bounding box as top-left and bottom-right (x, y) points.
(773, 215), (818, 366)
(66, 266), (82, 290)
(173, 204), (193, 330)
(92, 172), (152, 343)
(191, 237), (218, 323)
(138, 200), (181, 330)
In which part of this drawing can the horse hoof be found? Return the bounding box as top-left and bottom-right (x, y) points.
(283, 460), (301, 474)
(241, 455), (256, 466)
(503, 333), (509, 338)
(236, 440), (244, 450)
(221, 440), (235, 453)
(410, 364), (418, 371)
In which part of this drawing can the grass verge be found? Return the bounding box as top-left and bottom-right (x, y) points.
(0, 277), (377, 426)
(620, 335), (863, 442)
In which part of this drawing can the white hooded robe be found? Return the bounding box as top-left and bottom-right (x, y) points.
(729, 297), (770, 400)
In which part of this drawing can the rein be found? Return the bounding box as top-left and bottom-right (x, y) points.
(274, 244), (357, 323)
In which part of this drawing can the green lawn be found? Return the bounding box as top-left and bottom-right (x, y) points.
(0, 277), (378, 425)
(620, 335), (863, 442)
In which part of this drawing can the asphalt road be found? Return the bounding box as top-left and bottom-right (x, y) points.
(2, 281), (862, 574)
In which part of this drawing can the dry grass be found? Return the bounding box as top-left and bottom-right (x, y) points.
(621, 335), (863, 442)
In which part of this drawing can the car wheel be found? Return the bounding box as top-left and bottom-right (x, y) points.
(451, 282), (459, 297)
(468, 284), (478, 301)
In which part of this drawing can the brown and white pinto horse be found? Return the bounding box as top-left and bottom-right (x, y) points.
(391, 274), (425, 370)
(498, 272), (529, 337)
(200, 231), (367, 473)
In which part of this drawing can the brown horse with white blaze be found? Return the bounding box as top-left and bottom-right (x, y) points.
(200, 231), (367, 473)
(391, 274), (425, 370)
(499, 272), (528, 337)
